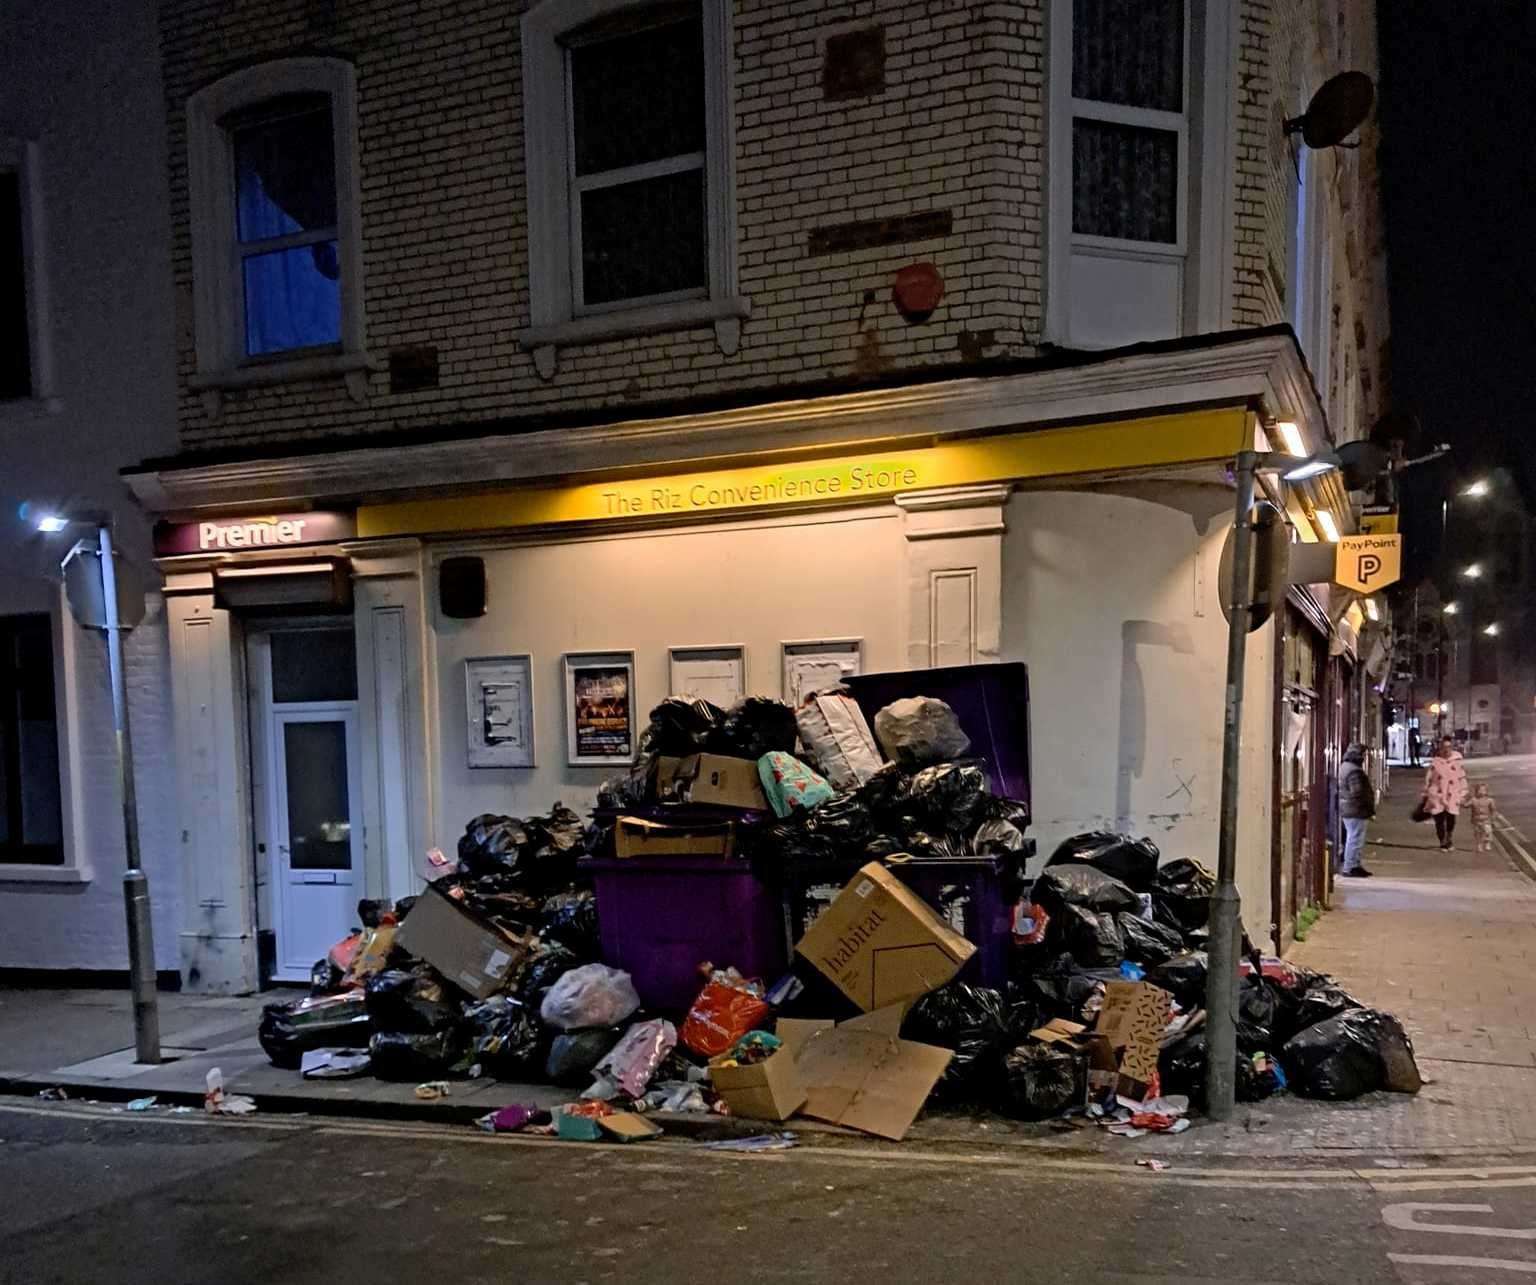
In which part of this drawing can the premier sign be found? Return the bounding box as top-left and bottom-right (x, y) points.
(154, 511), (355, 557)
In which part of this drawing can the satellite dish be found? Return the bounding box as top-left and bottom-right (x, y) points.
(1284, 71), (1375, 148)
(1336, 439), (1391, 491)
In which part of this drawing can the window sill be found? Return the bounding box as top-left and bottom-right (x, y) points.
(0, 863), (91, 885)
(190, 351), (377, 417)
(518, 296), (750, 379)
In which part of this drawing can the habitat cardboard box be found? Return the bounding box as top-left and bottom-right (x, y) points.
(655, 753), (768, 811)
(794, 862), (976, 1012)
(396, 884), (535, 1000)
(709, 1046), (807, 1122)
(778, 1007), (953, 1141)
(613, 816), (735, 859)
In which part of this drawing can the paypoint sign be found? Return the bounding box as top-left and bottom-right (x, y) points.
(1335, 533), (1402, 593)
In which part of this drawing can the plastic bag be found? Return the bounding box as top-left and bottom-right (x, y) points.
(900, 982), (1012, 1101)
(540, 891), (600, 961)
(458, 814), (529, 879)
(1147, 952), (1208, 1010)
(1055, 904), (1126, 967)
(368, 1029), (466, 1081)
(680, 975), (771, 1058)
(1152, 858), (1217, 936)
(795, 686), (883, 790)
(463, 995), (544, 1079)
(711, 697), (798, 760)
(1116, 912), (1185, 966)
(1022, 954), (1113, 1023)
(258, 991), (372, 1069)
(640, 697), (723, 757)
(972, 816), (1029, 856)
(1000, 1042), (1083, 1119)
(904, 762), (989, 831)
(540, 963), (641, 1032)
(1281, 1008), (1422, 1100)
(803, 793), (876, 855)
(1294, 982), (1364, 1032)
(1032, 865), (1141, 917)
(1046, 832), (1160, 893)
(757, 751), (836, 818)
(584, 1018), (678, 1100)
(857, 763), (914, 827)
(1160, 1033), (1285, 1105)
(364, 968), (461, 1034)
(545, 1026), (626, 1086)
(872, 696), (972, 768)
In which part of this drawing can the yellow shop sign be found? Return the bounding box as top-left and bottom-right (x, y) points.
(357, 406), (1250, 539)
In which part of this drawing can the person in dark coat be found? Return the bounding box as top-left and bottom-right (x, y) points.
(1339, 742), (1376, 878)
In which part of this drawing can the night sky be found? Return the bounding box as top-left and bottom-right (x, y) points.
(1379, 4), (1536, 575)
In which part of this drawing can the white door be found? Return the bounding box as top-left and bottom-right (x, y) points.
(270, 707), (363, 980)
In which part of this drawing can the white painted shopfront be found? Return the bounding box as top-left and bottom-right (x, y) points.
(129, 332), (1341, 992)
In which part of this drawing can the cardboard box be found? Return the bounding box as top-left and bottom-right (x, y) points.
(395, 884), (535, 999)
(778, 1007), (952, 1141)
(656, 753), (768, 811)
(598, 1112), (663, 1143)
(347, 925), (396, 981)
(1095, 980), (1173, 1098)
(613, 816), (735, 859)
(794, 863), (976, 1012)
(1028, 1018), (1088, 1045)
(709, 1046), (808, 1123)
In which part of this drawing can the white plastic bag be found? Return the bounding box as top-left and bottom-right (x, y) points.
(795, 686), (883, 790)
(539, 963), (642, 1032)
(873, 696), (971, 768)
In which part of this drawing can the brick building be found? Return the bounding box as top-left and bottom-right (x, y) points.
(1, 0), (1391, 988)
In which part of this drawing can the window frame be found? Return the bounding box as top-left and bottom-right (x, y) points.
(185, 58), (369, 406)
(0, 138), (58, 411)
(520, 0), (746, 376)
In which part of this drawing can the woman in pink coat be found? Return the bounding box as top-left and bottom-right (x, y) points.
(1422, 738), (1470, 850)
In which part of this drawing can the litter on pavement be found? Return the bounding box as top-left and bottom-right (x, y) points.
(248, 682), (1421, 1147)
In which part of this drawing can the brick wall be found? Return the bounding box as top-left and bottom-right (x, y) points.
(160, 0), (1048, 455)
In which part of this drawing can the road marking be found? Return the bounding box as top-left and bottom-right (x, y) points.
(1493, 812), (1536, 881)
(1383, 1202), (1536, 1239)
(1387, 1253), (1536, 1273)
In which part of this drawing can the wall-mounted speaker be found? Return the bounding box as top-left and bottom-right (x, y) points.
(440, 556), (486, 619)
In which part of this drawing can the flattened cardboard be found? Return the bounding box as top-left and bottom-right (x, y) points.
(1028, 1018), (1087, 1045)
(1096, 981), (1173, 1095)
(709, 1047), (808, 1122)
(613, 816), (735, 859)
(395, 884), (535, 999)
(782, 1005), (952, 1141)
(656, 753), (768, 811)
(598, 1112), (663, 1142)
(794, 863), (976, 1012)
(348, 925), (397, 981)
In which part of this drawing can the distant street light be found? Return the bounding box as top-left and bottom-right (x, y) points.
(1484, 622), (1501, 636)
(1461, 563), (1483, 579)
(1443, 602), (1460, 615)
(23, 504), (160, 1065)
(1462, 479), (1490, 498)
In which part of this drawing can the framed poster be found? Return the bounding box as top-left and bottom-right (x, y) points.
(782, 638), (863, 705)
(564, 651), (637, 766)
(669, 645), (746, 707)
(464, 655), (534, 768)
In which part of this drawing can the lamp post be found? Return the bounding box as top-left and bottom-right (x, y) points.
(27, 507), (160, 1064)
(1205, 446), (1343, 1121)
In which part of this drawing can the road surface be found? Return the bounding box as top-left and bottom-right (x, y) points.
(2, 1099), (1535, 1284)
(1465, 754), (1536, 881)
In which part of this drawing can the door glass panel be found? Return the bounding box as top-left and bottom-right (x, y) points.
(271, 629), (357, 703)
(283, 721), (352, 870)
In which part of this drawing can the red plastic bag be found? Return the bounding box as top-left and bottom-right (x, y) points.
(680, 978), (770, 1058)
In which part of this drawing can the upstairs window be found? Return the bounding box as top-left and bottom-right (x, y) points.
(1069, 0), (1187, 248)
(186, 58), (367, 403)
(567, 11), (707, 311)
(227, 94), (341, 356)
(0, 615), (63, 866)
(0, 168), (31, 398)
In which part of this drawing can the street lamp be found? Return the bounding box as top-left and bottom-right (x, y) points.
(1205, 444), (1349, 1121)
(1461, 563), (1483, 579)
(1443, 602), (1460, 615)
(1462, 479), (1490, 498)
(23, 504), (160, 1064)
(1483, 622), (1501, 637)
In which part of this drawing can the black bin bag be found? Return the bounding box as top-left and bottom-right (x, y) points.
(1281, 1008), (1422, 1100)
(1000, 1042), (1084, 1119)
(1046, 832), (1160, 893)
(900, 982), (1013, 1102)
(1031, 865), (1140, 917)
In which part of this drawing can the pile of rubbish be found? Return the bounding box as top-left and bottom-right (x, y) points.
(257, 683), (1421, 1142)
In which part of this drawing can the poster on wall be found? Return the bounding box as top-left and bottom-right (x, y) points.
(669, 645), (745, 708)
(782, 638), (863, 706)
(564, 652), (636, 766)
(465, 655), (534, 768)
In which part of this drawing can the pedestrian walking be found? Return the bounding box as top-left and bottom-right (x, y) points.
(1420, 737), (1469, 851)
(1338, 742), (1376, 878)
(1408, 726), (1422, 767)
(1470, 783), (1496, 853)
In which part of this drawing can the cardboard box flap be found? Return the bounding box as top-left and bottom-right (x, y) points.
(613, 816), (735, 858)
(1029, 1018), (1088, 1044)
(792, 1024), (953, 1142)
(1096, 981), (1173, 1089)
